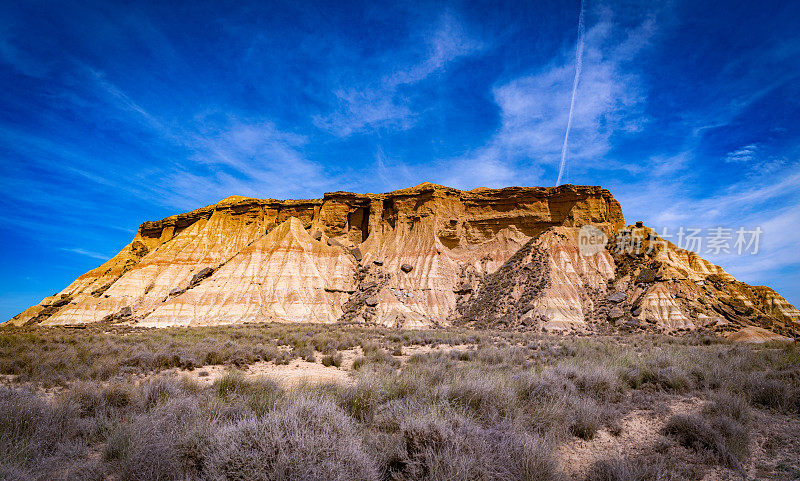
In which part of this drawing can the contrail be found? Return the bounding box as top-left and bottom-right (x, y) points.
(556, 0), (585, 186)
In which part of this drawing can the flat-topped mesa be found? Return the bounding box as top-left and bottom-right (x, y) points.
(135, 183), (624, 249)
(10, 182), (797, 339)
(9, 183), (623, 328)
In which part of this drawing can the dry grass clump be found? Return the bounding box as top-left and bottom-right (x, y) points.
(739, 371), (800, 412)
(567, 397), (607, 440)
(583, 456), (689, 481)
(0, 387), (101, 480)
(321, 352), (343, 367)
(105, 396), (211, 481)
(208, 395), (378, 481)
(352, 348), (401, 371)
(662, 404), (750, 470)
(372, 403), (562, 481)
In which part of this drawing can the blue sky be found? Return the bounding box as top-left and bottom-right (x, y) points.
(1, 0), (799, 320)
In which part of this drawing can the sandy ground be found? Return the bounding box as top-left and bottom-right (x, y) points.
(747, 409), (800, 479)
(557, 396), (705, 479)
(181, 358), (353, 387)
(164, 343), (479, 388)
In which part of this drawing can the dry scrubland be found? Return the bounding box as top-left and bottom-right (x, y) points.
(1, 324), (799, 481)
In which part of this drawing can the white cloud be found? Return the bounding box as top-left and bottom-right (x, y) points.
(724, 144), (758, 163)
(60, 248), (109, 260)
(618, 169), (800, 293)
(162, 119), (337, 209)
(313, 12), (484, 137)
(440, 12), (653, 189)
(439, 153), (521, 190)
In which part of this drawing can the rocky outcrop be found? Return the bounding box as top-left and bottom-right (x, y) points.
(455, 226), (616, 332)
(458, 222), (799, 337)
(8, 183), (798, 339)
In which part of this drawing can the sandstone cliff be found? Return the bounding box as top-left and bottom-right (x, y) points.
(9, 183), (799, 339)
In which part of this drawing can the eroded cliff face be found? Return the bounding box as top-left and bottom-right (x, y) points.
(458, 223), (799, 339)
(9, 183), (798, 339)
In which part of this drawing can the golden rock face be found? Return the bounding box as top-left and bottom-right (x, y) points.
(9, 183), (798, 338)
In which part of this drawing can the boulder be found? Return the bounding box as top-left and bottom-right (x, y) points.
(350, 247), (363, 262)
(606, 291), (626, 303)
(52, 295), (72, 308)
(636, 269), (656, 284)
(364, 296), (379, 307)
(400, 264), (413, 273)
(189, 267), (214, 286)
(608, 307), (625, 320)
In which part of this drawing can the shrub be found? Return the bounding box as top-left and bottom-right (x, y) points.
(321, 352), (343, 367)
(620, 363), (693, 393)
(392, 408), (561, 481)
(742, 372), (798, 412)
(556, 365), (623, 402)
(0, 388), (84, 477)
(214, 370), (250, 398)
(360, 339), (380, 355)
(620, 364), (657, 390)
(206, 395), (378, 481)
(569, 398), (604, 440)
(139, 376), (196, 409)
(443, 375), (512, 423)
(654, 366), (693, 393)
(703, 391), (750, 423)
(352, 349), (400, 371)
(334, 374), (387, 422)
(292, 345), (316, 363)
(662, 413), (749, 469)
(106, 397), (212, 481)
(66, 380), (133, 416)
(352, 355), (366, 371)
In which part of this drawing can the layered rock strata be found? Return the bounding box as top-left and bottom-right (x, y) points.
(10, 183), (798, 339)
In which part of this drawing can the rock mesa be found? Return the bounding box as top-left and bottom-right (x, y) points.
(10, 183), (799, 339)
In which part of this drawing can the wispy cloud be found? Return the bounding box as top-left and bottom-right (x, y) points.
(724, 144), (758, 163)
(0, 38), (46, 78)
(441, 11), (654, 189)
(59, 248), (109, 260)
(28, 64), (340, 210)
(161, 119), (337, 208)
(620, 167), (800, 288)
(313, 12), (484, 137)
